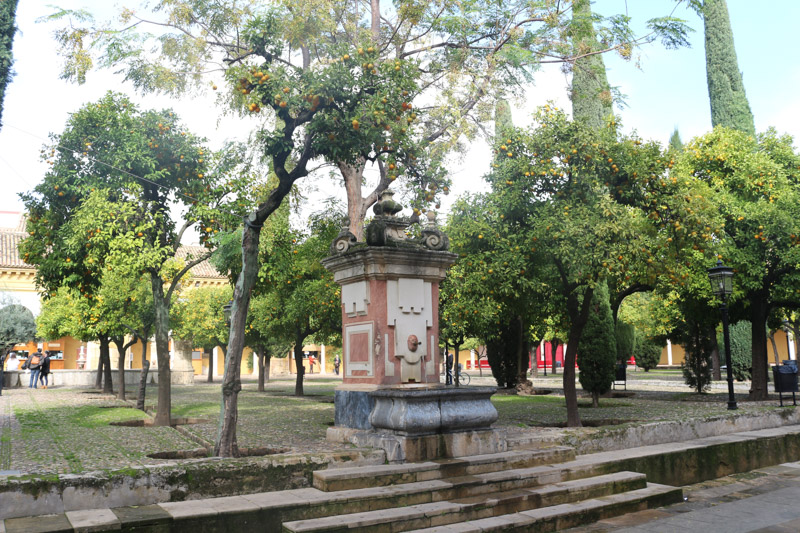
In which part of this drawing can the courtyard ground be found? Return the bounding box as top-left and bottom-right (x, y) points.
(0, 370), (780, 476)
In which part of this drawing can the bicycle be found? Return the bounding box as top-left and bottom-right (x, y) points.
(440, 367), (471, 386)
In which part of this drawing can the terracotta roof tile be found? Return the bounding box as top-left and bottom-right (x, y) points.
(176, 245), (226, 279)
(0, 229), (35, 269)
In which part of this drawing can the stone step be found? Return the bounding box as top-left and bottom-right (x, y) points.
(314, 447), (575, 491)
(282, 471), (648, 533)
(405, 483), (684, 533)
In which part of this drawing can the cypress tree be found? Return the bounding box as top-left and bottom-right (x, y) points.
(615, 320), (635, 363)
(578, 282), (617, 407)
(0, 0), (18, 129)
(571, 0), (612, 129)
(704, 0), (755, 135)
(668, 128), (684, 153)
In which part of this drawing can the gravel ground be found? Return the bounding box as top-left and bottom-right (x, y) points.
(0, 373), (789, 476)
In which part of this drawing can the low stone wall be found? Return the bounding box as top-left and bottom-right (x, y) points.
(2, 368), (194, 389)
(0, 449), (385, 520)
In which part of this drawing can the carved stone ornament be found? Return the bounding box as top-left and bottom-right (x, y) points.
(420, 210), (449, 251)
(330, 217), (358, 254)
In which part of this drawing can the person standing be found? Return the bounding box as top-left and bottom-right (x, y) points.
(333, 355), (340, 376)
(445, 352), (454, 385)
(308, 355), (316, 374)
(38, 352), (52, 389)
(27, 350), (43, 389)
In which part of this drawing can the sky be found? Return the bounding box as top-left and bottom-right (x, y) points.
(1, 0), (799, 233)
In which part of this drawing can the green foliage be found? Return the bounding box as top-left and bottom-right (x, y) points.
(485, 320), (522, 389)
(577, 282), (617, 404)
(0, 0), (18, 128)
(681, 321), (714, 393)
(570, 0), (613, 129)
(633, 333), (663, 372)
(249, 206), (342, 352)
(172, 286), (233, 350)
(0, 303), (35, 355)
(668, 128), (684, 153)
(719, 320), (752, 381)
(19, 92), (248, 300)
(703, 0), (755, 136)
(615, 320), (635, 362)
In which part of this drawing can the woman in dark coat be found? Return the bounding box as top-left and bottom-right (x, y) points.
(38, 352), (52, 389)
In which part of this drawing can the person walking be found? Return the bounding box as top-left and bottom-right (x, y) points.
(333, 355), (340, 376)
(445, 352), (454, 385)
(26, 350), (43, 389)
(0, 351), (5, 396)
(38, 352), (52, 389)
(308, 355), (316, 374)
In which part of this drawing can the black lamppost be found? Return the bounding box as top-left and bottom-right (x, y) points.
(223, 300), (233, 328)
(708, 260), (737, 410)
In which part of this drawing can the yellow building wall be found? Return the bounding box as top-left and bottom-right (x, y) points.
(660, 330), (794, 367)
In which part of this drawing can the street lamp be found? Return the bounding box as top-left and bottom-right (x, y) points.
(223, 300), (233, 327)
(708, 260), (737, 410)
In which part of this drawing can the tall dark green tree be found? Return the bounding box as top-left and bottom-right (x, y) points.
(577, 282), (617, 407)
(570, 0), (613, 130)
(0, 0), (18, 128)
(704, 0), (755, 135)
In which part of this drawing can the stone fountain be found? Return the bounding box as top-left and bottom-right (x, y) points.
(321, 191), (503, 462)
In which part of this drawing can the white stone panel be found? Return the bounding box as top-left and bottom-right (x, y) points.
(341, 280), (369, 317)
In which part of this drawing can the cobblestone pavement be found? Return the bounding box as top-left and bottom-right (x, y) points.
(564, 462), (800, 533)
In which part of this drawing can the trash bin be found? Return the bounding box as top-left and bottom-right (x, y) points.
(772, 364), (798, 407)
(613, 363), (626, 390)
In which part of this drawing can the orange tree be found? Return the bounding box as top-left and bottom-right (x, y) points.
(449, 107), (718, 426)
(20, 92), (249, 425)
(674, 127), (800, 400)
(43, 1), (693, 238)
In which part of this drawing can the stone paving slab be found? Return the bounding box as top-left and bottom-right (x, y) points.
(4, 513), (73, 533)
(64, 509), (120, 532)
(111, 505), (172, 529)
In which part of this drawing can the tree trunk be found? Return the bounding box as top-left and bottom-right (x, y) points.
(769, 330), (781, 366)
(552, 339), (560, 375)
(215, 221), (261, 457)
(150, 273), (172, 426)
(564, 288), (595, 428)
(515, 316), (528, 385)
(112, 338), (126, 401)
(99, 336), (113, 394)
(257, 347), (269, 392)
(136, 338), (149, 411)
(339, 161), (367, 241)
(709, 325), (721, 380)
(592, 391), (599, 408)
(206, 348), (214, 383)
(749, 293), (769, 400)
(294, 336), (305, 397)
(454, 341), (461, 387)
(371, 0), (380, 40)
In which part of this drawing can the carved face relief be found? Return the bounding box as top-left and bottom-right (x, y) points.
(407, 334), (419, 352)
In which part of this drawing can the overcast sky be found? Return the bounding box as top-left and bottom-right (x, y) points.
(1, 1), (798, 232)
